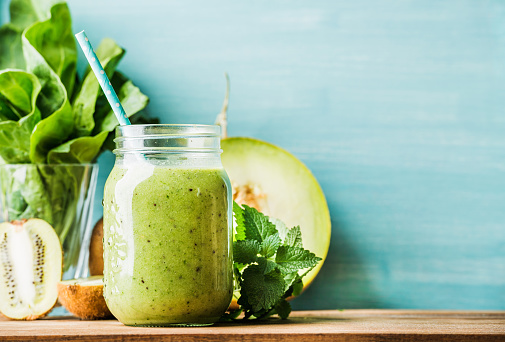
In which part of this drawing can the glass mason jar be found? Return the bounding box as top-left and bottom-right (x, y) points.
(103, 124), (233, 327)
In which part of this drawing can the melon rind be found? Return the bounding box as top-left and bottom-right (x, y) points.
(221, 137), (331, 290)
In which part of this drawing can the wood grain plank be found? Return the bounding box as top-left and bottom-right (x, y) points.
(0, 310), (504, 341)
(1, 0), (505, 311)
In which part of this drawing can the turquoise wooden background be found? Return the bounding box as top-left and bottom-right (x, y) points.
(2, 0), (505, 310)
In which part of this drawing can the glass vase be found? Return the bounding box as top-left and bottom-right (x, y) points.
(0, 164), (99, 280)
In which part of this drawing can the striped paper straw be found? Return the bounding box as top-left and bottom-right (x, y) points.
(75, 30), (130, 126)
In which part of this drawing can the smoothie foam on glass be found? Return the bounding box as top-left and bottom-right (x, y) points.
(103, 125), (233, 326)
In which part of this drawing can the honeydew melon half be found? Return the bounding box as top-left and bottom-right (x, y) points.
(221, 137), (331, 292)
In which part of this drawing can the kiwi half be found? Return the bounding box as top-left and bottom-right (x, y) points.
(0, 219), (62, 320)
(57, 276), (112, 320)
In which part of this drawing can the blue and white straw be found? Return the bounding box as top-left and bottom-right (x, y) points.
(75, 30), (131, 126)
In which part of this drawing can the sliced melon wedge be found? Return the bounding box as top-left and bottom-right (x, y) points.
(221, 137), (331, 290)
(0, 219), (62, 320)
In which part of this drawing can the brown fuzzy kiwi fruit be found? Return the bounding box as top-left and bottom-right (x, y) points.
(57, 276), (112, 320)
(0, 219), (62, 320)
(88, 218), (104, 276)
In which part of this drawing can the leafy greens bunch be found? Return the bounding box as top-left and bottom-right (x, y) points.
(0, 0), (149, 164)
(0, 0), (150, 270)
(224, 203), (322, 321)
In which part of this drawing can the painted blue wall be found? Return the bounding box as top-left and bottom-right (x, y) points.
(3, 0), (505, 310)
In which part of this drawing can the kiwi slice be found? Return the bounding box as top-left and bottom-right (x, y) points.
(57, 276), (112, 320)
(0, 219), (62, 320)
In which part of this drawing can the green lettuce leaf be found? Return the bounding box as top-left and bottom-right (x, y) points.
(22, 6), (74, 163)
(71, 38), (124, 137)
(0, 0), (62, 70)
(23, 2), (77, 96)
(99, 112), (159, 152)
(0, 165), (53, 223)
(29, 99), (73, 163)
(22, 28), (67, 117)
(47, 131), (108, 164)
(9, 0), (59, 30)
(92, 72), (149, 134)
(0, 70), (42, 163)
(0, 111), (41, 163)
(21, 166), (54, 223)
(0, 24), (24, 70)
(0, 0), (151, 260)
(0, 69), (41, 120)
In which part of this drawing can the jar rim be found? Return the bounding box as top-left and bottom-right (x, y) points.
(114, 124), (222, 155)
(115, 124), (221, 138)
(0, 163), (99, 167)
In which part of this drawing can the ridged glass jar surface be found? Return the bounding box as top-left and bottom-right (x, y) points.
(103, 125), (233, 327)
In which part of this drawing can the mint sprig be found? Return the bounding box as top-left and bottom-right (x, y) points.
(223, 202), (322, 321)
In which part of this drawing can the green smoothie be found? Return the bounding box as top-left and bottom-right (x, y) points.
(103, 164), (233, 326)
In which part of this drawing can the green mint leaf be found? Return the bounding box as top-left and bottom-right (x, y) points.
(284, 272), (303, 297)
(284, 225), (303, 248)
(270, 217), (289, 241)
(292, 278), (304, 297)
(230, 202), (323, 321)
(240, 264), (285, 312)
(275, 245), (322, 273)
(260, 233), (281, 258)
(233, 201), (246, 241)
(233, 240), (260, 264)
(237, 288), (252, 311)
(257, 257), (278, 275)
(275, 299), (292, 320)
(283, 272), (300, 293)
(242, 204), (277, 243)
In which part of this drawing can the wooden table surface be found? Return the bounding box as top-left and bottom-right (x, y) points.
(1, 310), (504, 341)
